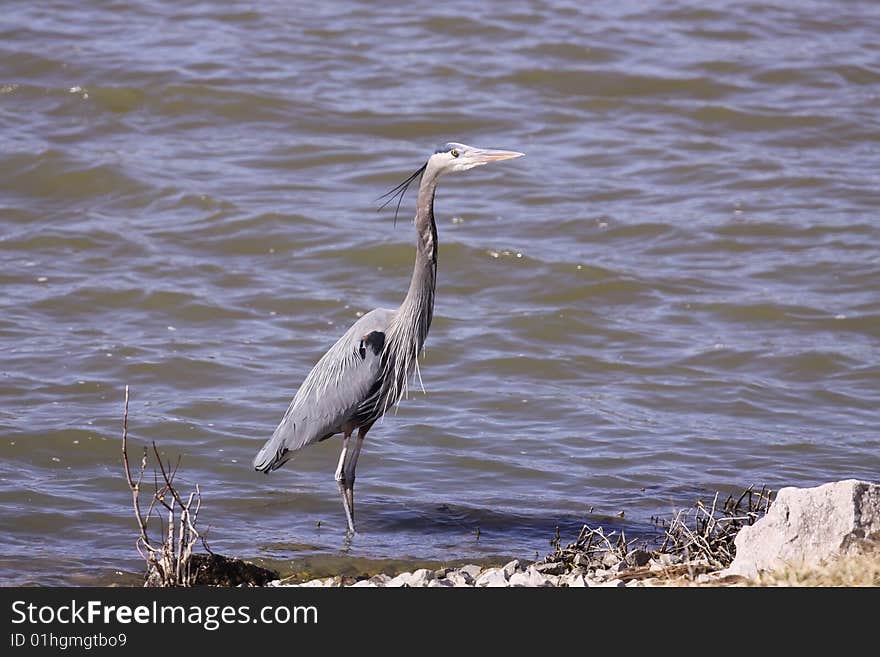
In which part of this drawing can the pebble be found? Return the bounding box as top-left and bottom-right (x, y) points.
(386, 568), (435, 587)
(274, 554), (718, 588)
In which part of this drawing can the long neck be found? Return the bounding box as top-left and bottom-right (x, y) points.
(375, 171), (438, 412)
(398, 174), (438, 338)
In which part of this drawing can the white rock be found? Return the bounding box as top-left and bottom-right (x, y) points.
(459, 564), (483, 580)
(386, 572), (413, 587)
(409, 568), (435, 586)
(561, 572), (588, 587)
(350, 579), (378, 587)
(369, 574), (392, 586)
(502, 559), (525, 578)
(474, 567), (508, 587)
(608, 561), (626, 574)
(444, 571), (473, 587)
(724, 479), (880, 579)
(427, 578), (454, 587)
(649, 553), (677, 572)
(386, 569), (435, 587)
(300, 578), (331, 587)
(594, 578), (625, 588)
(515, 566), (556, 587)
(508, 570), (552, 587)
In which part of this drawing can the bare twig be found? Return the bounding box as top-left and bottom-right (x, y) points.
(543, 486), (775, 581)
(120, 386), (205, 587)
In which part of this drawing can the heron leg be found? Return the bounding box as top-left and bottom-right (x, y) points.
(342, 424), (371, 533)
(334, 432), (356, 534)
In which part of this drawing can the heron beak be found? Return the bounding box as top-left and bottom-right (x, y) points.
(470, 148), (525, 163)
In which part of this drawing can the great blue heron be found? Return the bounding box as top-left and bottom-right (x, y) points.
(253, 142), (524, 533)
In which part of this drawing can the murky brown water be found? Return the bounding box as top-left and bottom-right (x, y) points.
(1, 1), (879, 585)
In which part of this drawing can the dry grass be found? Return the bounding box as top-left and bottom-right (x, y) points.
(747, 550), (880, 587)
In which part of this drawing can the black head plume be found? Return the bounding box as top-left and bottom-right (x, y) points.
(376, 162), (427, 227)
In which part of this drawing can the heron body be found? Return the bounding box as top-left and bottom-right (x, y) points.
(253, 142), (524, 533)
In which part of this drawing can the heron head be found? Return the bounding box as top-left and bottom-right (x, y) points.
(378, 141), (524, 224)
(431, 142), (525, 174)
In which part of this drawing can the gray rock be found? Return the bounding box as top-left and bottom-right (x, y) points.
(649, 553), (677, 572)
(542, 574), (561, 587)
(427, 578), (454, 587)
(502, 559), (526, 578)
(607, 560), (626, 574)
(602, 552), (620, 567)
(459, 564), (483, 580)
(434, 568), (450, 579)
(369, 574), (392, 586)
(533, 561), (567, 575)
(474, 567), (508, 587)
(627, 549), (652, 568)
(724, 479), (880, 579)
(594, 578), (625, 588)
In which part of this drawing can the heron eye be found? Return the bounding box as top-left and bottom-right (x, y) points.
(450, 149), (459, 158)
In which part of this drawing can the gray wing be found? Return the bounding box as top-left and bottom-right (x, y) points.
(252, 308), (393, 472)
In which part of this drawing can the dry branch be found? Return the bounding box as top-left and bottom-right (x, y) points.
(121, 385), (207, 587)
(543, 485), (775, 579)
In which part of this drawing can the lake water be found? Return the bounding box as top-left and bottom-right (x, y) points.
(1, 0), (878, 585)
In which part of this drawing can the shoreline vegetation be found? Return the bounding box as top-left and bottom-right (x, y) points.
(120, 388), (878, 588)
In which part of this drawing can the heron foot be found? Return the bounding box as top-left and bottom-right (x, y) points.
(337, 478), (356, 534)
